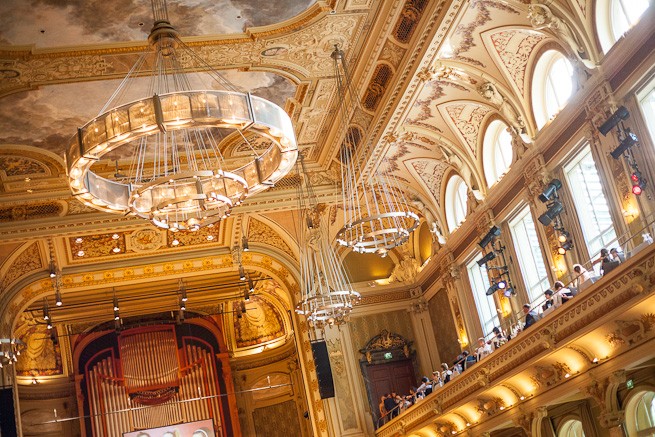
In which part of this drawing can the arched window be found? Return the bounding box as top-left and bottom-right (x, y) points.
(597, 0), (650, 54)
(483, 120), (513, 186)
(445, 175), (468, 232)
(532, 50), (574, 129)
(558, 419), (585, 437)
(625, 390), (655, 436)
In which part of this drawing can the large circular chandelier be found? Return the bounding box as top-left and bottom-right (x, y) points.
(65, 1), (297, 231)
(331, 46), (419, 255)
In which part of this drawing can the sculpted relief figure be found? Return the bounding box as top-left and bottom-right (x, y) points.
(478, 82), (526, 134)
(528, 2), (596, 69)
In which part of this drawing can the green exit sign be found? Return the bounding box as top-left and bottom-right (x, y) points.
(384, 352), (393, 360)
(627, 379), (634, 389)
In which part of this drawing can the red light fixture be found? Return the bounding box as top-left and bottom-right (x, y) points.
(631, 171), (645, 195)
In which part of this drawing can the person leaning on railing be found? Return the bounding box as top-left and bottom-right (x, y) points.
(522, 303), (539, 329)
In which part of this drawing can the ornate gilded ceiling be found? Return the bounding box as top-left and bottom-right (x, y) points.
(0, 0), (601, 345)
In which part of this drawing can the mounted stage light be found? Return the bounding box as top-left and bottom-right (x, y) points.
(538, 179), (562, 203)
(557, 240), (574, 255)
(503, 287), (515, 298)
(486, 283), (500, 296)
(538, 201), (564, 226)
(610, 131), (638, 159)
(631, 171), (646, 195)
(598, 106), (629, 136)
(477, 251), (497, 267)
(497, 280), (507, 289)
(478, 225), (501, 248)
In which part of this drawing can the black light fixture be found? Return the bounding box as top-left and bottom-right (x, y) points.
(538, 201), (564, 226)
(55, 286), (62, 307)
(113, 291), (119, 311)
(538, 179), (562, 203)
(42, 299), (50, 321)
(49, 259), (57, 278)
(244, 286), (250, 302)
(503, 287), (515, 298)
(631, 170), (647, 195)
(179, 279), (188, 302)
(610, 131), (638, 159)
(241, 235), (249, 252)
(598, 106), (629, 136)
(477, 251), (497, 267)
(179, 297), (186, 312)
(247, 274), (255, 293)
(486, 282), (500, 296)
(239, 264), (246, 281)
(478, 225), (501, 248)
(557, 240), (574, 255)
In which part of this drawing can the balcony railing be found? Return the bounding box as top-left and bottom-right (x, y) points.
(377, 243), (655, 436)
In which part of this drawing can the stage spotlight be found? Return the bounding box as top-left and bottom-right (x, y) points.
(538, 201), (564, 226)
(630, 171), (646, 195)
(497, 280), (507, 289)
(477, 251), (497, 267)
(610, 131), (638, 159)
(478, 225), (501, 248)
(503, 287), (515, 298)
(538, 179), (562, 203)
(598, 106), (629, 136)
(486, 283), (500, 296)
(557, 240), (574, 255)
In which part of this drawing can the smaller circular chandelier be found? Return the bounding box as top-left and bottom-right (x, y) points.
(331, 46), (419, 255)
(66, 1), (297, 231)
(294, 157), (360, 329)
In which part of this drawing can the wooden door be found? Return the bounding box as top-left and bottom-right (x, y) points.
(361, 359), (416, 427)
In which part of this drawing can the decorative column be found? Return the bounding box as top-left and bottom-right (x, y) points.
(407, 286), (440, 375)
(443, 261), (472, 351)
(321, 325), (371, 437)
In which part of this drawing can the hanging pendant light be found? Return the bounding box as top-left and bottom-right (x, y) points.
(331, 46), (418, 256)
(295, 155), (360, 328)
(65, 0), (297, 231)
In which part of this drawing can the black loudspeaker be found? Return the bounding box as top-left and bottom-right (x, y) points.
(0, 387), (18, 435)
(311, 340), (335, 399)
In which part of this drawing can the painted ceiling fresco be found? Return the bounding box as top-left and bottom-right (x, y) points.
(380, 0), (567, 224)
(0, 0), (317, 48)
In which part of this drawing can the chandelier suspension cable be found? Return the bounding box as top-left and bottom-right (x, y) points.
(294, 154), (360, 329)
(331, 45), (419, 255)
(66, 0), (297, 232)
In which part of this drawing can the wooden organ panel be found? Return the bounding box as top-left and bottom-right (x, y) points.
(79, 324), (231, 436)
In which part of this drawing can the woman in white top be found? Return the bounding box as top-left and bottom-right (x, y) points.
(573, 264), (592, 288)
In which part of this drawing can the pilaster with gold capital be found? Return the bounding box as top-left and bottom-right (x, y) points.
(407, 285), (441, 374)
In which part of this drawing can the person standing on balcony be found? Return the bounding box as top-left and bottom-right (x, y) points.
(522, 304), (538, 329)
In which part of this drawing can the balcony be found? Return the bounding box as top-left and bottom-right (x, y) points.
(377, 244), (655, 436)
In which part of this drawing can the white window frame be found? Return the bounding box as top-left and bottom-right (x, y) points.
(445, 175), (468, 232)
(558, 419), (585, 437)
(509, 206), (551, 303)
(625, 390), (655, 437)
(466, 254), (499, 336)
(638, 78), (655, 144)
(483, 119), (513, 187)
(563, 146), (618, 260)
(596, 0), (650, 53)
(532, 50), (574, 129)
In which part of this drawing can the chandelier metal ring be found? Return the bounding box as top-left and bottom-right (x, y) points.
(66, 90), (297, 228)
(336, 210), (420, 254)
